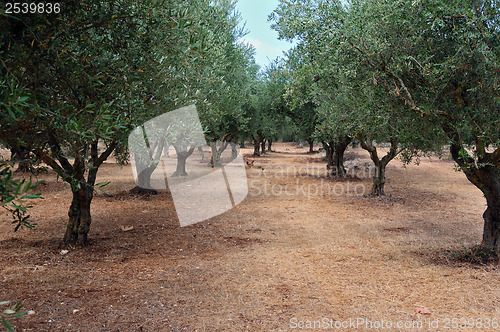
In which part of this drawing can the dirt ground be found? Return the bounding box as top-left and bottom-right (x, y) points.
(1, 143), (499, 331)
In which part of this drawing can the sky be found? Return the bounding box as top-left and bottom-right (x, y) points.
(234, 0), (295, 69)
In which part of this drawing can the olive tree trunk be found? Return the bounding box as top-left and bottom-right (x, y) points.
(252, 134), (264, 156)
(210, 141), (229, 167)
(173, 145), (195, 176)
(65, 184), (93, 245)
(371, 162), (388, 196)
(331, 136), (352, 177)
(136, 165), (155, 188)
(61, 141), (116, 245)
(261, 140), (266, 155)
(267, 140), (273, 152)
(230, 142), (238, 159)
(253, 141), (261, 156)
(482, 185), (500, 256)
(357, 134), (399, 196)
(130, 138), (165, 194)
(307, 139), (314, 153)
(323, 137), (351, 177)
(449, 143), (500, 256)
(323, 141), (335, 170)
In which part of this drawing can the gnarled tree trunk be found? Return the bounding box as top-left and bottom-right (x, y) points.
(130, 138), (165, 194)
(261, 140), (266, 155)
(449, 143), (500, 256)
(371, 161), (387, 196)
(173, 145), (195, 176)
(267, 140), (272, 152)
(210, 141), (229, 167)
(253, 141), (261, 156)
(33, 140), (116, 245)
(230, 142), (238, 159)
(483, 189), (500, 256)
(358, 134), (399, 196)
(323, 141), (335, 170)
(307, 139), (314, 153)
(136, 165), (155, 189)
(252, 134), (264, 156)
(331, 136), (352, 177)
(64, 184), (93, 245)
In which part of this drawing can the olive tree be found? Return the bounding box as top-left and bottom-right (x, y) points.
(271, 1), (354, 175)
(0, 1), (207, 244)
(337, 0), (500, 254)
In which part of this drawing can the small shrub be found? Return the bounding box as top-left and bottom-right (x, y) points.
(452, 243), (498, 265)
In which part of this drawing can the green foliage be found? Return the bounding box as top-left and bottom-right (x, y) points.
(239, 59), (292, 145)
(272, 0), (500, 249)
(271, 0), (496, 161)
(0, 163), (42, 231)
(452, 243), (498, 265)
(0, 0), (263, 243)
(1, 301), (27, 332)
(335, 0), (500, 166)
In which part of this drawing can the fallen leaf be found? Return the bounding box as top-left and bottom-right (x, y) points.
(415, 307), (431, 315)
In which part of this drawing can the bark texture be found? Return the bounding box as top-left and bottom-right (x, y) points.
(331, 136), (352, 177)
(252, 134), (264, 156)
(449, 142), (500, 256)
(173, 145), (195, 176)
(210, 141), (229, 167)
(323, 141), (334, 170)
(307, 140), (314, 153)
(230, 142), (238, 159)
(323, 136), (351, 177)
(130, 137), (165, 194)
(64, 185), (93, 245)
(357, 134), (398, 196)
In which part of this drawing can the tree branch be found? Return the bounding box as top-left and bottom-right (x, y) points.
(48, 134), (73, 173)
(153, 138), (166, 164)
(357, 132), (380, 165)
(95, 142), (117, 168)
(475, 135), (487, 161)
(395, 76), (423, 115)
(90, 141), (98, 165)
(449, 143), (475, 171)
(381, 138), (399, 165)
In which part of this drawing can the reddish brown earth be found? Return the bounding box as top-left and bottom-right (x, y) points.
(0, 143), (498, 331)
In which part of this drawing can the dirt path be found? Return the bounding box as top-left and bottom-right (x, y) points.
(0, 143), (498, 331)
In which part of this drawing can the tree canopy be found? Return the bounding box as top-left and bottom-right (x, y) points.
(0, 0), (265, 244)
(271, 0), (500, 254)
